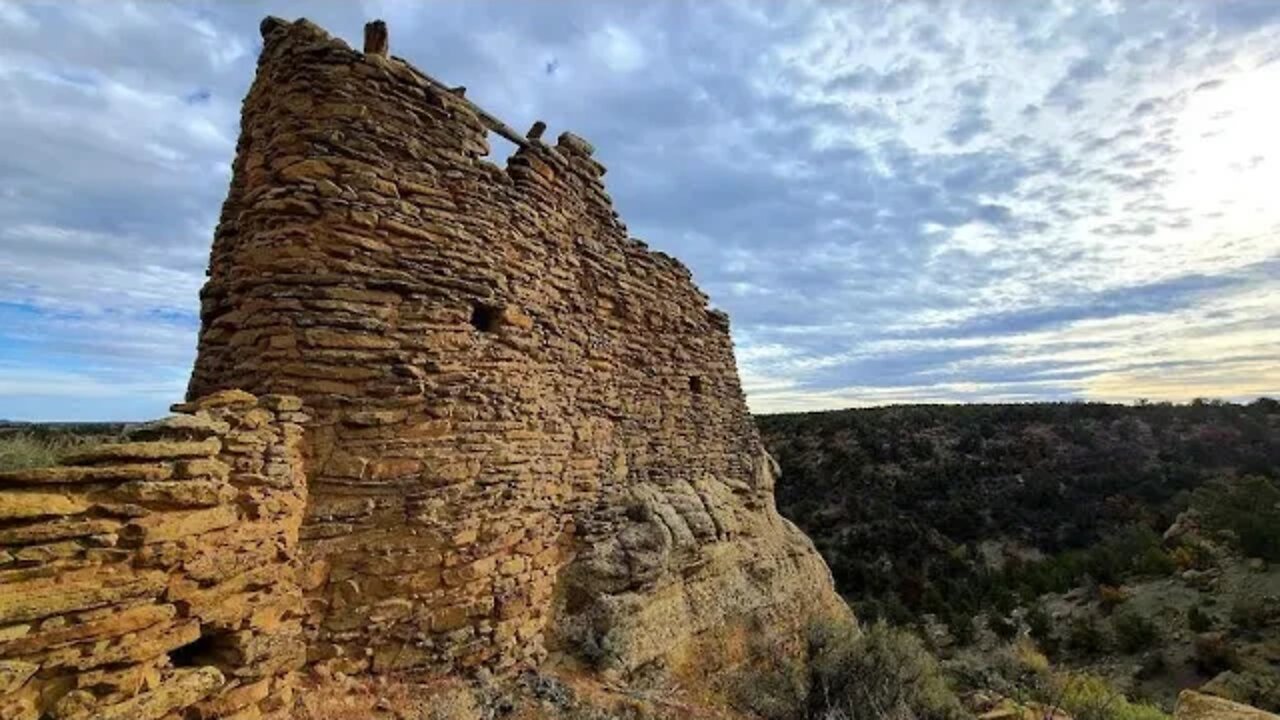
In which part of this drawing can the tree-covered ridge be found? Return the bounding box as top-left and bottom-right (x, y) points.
(758, 399), (1280, 624)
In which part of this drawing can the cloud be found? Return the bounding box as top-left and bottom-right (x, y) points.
(825, 61), (923, 94)
(947, 106), (991, 145)
(0, 1), (1278, 420)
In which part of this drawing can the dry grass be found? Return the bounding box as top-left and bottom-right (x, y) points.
(0, 433), (73, 471)
(0, 427), (127, 472)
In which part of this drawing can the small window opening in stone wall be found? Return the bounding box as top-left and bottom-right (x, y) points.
(470, 304), (499, 333)
(689, 376), (704, 395)
(170, 629), (220, 668)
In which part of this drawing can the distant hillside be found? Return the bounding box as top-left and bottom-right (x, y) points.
(758, 399), (1280, 624)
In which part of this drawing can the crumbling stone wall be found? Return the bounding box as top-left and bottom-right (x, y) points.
(0, 391), (307, 720)
(188, 17), (845, 680)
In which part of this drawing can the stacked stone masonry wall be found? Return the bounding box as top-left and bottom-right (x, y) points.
(187, 17), (844, 679)
(0, 391), (307, 720)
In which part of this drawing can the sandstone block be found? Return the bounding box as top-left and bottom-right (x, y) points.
(195, 676), (271, 718)
(168, 564), (284, 624)
(171, 388), (258, 413)
(111, 479), (238, 507)
(441, 557), (496, 588)
(128, 414), (231, 441)
(0, 464), (173, 485)
(498, 557), (527, 576)
(0, 490), (93, 520)
(90, 666), (225, 720)
(304, 329), (396, 350)
(74, 662), (160, 700)
(12, 540), (83, 563)
(0, 602), (176, 656)
(342, 409), (407, 426)
(47, 619), (199, 671)
(368, 457), (420, 480)
(279, 158), (335, 182)
(63, 438), (221, 466)
(120, 504), (239, 545)
(557, 131), (595, 156)
(430, 605), (469, 633)
(0, 517), (122, 545)
(221, 630), (307, 678)
(174, 458), (231, 481)
(0, 569), (167, 625)
(259, 394), (303, 412)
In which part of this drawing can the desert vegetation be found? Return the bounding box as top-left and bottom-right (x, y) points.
(761, 399), (1280, 712)
(734, 616), (1180, 720)
(760, 399), (1279, 624)
(733, 617), (965, 720)
(0, 423), (125, 471)
(950, 637), (1170, 720)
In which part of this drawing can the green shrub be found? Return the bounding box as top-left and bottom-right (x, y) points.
(1135, 651), (1167, 681)
(1228, 596), (1271, 635)
(1201, 668), (1280, 714)
(1025, 605), (1057, 654)
(949, 612), (975, 646)
(1193, 476), (1280, 562)
(1053, 672), (1170, 720)
(1112, 611), (1159, 653)
(946, 637), (1054, 704)
(1187, 604), (1214, 632)
(1067, 617), (1109, 656)
(989, 613), (1019, 642)
(728, 625), (808, 720)
(1009, 525), (1176, 601)
(807, 619), (965, 720)
(731, 657), (804, 720)
(953, 645), (1169, 720)
(1171, 540), (1215, 571)
(1109, 525), (1177, 579)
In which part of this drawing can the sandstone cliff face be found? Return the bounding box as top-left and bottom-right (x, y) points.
(185, 17), (845, 683)
(0, 391), (308, 720)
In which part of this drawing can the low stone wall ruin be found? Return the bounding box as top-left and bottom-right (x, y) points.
(0, 391), (307, 720)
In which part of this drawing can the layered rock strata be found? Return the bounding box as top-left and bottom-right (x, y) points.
(0, 391), (307, 720)
(186, 17), (846, 680)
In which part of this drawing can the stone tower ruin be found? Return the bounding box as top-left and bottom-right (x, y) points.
(187, 17), (844, 679)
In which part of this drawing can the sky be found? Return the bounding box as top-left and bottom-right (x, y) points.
(0, 1), (1278, 421)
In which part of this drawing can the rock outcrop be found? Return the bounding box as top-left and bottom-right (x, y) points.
(0, 391), (308, 720)
(1175, 691), (1280, 720)
(186, 16), (845, 683)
